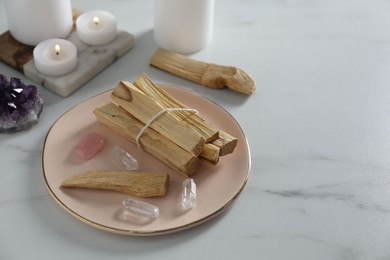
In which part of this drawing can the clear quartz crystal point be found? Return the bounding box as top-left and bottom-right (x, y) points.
(182, 178), (196, 210)
(112, 146), (139, 170)
(122, 198), (160, 218)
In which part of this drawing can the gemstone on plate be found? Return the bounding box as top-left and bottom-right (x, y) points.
(73, 133), (106, 160)
(112, 145), (139, 170)
(182, 178), (196, 210)
(0, 74), (44, 133)
(122, 197), (160, 218)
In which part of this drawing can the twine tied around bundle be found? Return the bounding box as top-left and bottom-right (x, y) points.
(135, 108), (198, 149)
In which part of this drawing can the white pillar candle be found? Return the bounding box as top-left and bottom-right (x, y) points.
(33, 39), (77, 77)
(5, 0), (73, 46)
(154, 0), (215, 54)
(76, 11), (117, 46)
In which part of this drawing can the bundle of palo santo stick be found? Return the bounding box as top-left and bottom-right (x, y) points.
(93, 73), (238, 177)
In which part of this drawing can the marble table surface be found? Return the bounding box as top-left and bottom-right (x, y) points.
(1, 0), (390, 259)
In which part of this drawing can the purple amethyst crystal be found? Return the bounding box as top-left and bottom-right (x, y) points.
(0, 74), (44, 133)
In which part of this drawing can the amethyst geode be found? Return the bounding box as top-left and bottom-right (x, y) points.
(0, 74), (44, 133)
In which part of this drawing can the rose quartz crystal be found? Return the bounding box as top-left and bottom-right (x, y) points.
(73, 133), (106, 160)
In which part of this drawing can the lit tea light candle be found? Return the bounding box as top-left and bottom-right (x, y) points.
(33, 39), (77, 77)
(76, 10), (117, 46)
(93, 16), (100, 25)
(54, 44), (61, 55)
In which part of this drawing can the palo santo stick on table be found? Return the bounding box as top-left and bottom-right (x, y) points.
(133, 73), (219, 142)
(150, 48), (256, 95)
(112, 81), (205, 156)
(61, 171), (169, 198)
(94, 103), (198, 177)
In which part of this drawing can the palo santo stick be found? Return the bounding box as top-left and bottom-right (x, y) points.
(61, 171), (169, 198)
(133, 73), (219, 143)
(201, 143), (220, 164)
(94, 103), (198, 177)
(212, 131), (238, 156)
(112, 81), (205, 156)
(200, 133), (237, 163)
(150, 48), (256, 95)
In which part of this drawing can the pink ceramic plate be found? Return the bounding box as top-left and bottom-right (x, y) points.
(42, 85), (251, 236)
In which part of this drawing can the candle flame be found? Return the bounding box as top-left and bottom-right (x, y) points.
(54, 44), (61, 55)
(93, 16), (99, 25)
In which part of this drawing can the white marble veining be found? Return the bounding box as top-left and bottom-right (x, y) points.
(1, 0), (390, 259)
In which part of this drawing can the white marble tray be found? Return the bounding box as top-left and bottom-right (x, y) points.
(23, 30), (135, 97)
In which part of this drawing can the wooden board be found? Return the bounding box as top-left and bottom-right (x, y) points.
(0, 31), (34, 72)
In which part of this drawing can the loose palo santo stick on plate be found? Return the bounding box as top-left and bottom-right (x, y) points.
(61, 171), (169, 198)
(150, 48), (256, 95)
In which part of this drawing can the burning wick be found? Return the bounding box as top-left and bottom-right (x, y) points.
(54, 44), (61, 55)
(93, 16), (99, 26)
